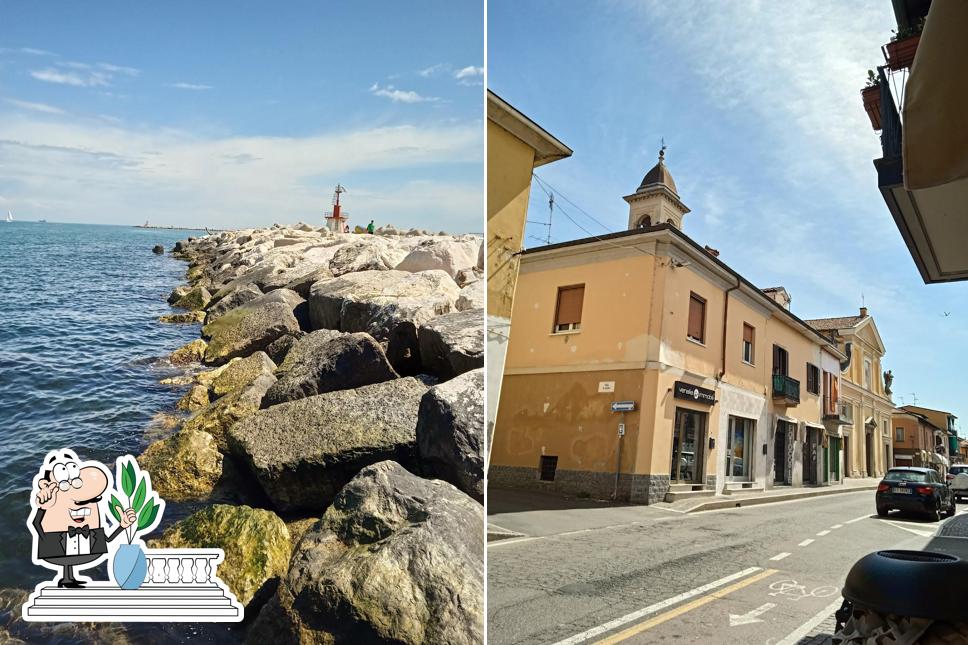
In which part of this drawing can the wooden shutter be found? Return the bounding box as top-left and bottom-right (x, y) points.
(556, 285), (584, 326)
(743, 324), (754, 344)
(688, 293), (705, 341)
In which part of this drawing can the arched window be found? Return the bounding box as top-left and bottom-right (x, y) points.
(637, 215), (652, 228)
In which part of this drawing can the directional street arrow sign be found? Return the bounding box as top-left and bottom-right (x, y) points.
(728, 602), (776, 627)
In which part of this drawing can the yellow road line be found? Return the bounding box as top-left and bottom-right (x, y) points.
(593, 568), (779, 644)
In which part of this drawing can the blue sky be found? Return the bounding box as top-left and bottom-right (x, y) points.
(489, 0), (968, 435)
(0, 2), (483, 232)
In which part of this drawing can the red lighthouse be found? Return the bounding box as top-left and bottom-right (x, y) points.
(324, 184), (350, 233)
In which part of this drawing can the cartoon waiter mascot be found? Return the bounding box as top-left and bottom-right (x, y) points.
(28, 449), (137, 588)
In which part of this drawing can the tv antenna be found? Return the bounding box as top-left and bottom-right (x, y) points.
(526, 189), (553, 246)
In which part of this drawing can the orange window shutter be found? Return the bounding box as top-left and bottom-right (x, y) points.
(556, 286), (584, 325)
(688, 295), (704, 339)
(743, 324), (753, 344)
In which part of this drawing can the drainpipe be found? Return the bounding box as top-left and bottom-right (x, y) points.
(718, 279), (741, 495)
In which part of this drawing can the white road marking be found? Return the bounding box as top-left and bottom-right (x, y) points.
(728, 602), (776, 627)
(487, 536), (540, 548)
(844, 514), (871, 524)
(798, 539), (814, 547)
(882, 520), (935, 538)
(830, 524), (843, 529)
(775, 597), (845, 645)
(549, 567), (764, 645)
(817, 530), (830, 536)
(770, 552), (791, 561)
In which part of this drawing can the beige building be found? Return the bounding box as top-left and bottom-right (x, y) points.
(486, 91), (572, 458)
(804, 313), (895, 478)
(489, 153), (849, 504)
(892, 408), (943, 470)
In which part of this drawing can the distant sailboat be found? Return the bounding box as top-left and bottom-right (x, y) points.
(5, 210), (12, 223)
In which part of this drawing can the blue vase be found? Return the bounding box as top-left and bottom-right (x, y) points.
(112, 543), (147, 590)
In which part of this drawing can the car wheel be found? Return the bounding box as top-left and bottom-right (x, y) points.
(928, 503), (941, 522)
(876, 505), (889, 517)
(946, 499), (957, 518)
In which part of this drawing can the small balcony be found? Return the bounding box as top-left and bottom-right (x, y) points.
(823, 398), (853, 424)
(772, 374), (800, 405)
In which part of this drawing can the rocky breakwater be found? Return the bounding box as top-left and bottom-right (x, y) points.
(145, 223), (484, 643)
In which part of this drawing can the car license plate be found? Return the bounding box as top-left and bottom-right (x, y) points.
(891, 487), (911, 494)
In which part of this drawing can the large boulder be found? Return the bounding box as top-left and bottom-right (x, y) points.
(228, 377), (430, 513)
(247, 461), (484, 645)
(281, 266), (333, 298)
(261, 330), (398, 407)
(159, 310), (206, 324)
(329, 239), (408, 277)
(210, 351), (276, 398)
(149, 504), (290, 606)
(204, 283), (263, 325)
(202, 290), (303, 364)
(183, 374), (276, 450)
(416, 369), (484, 502)
(455, 279), (485, 311)
(167, 285), (191, 304)
(394, 237), (480, 279)
(417, 308), (484, 379)
(209, 256), (294, 305)
(263, 331), (305, 365)
(176, 384), (210, 411)
(137, 429), (223, 501)
(308, 270), (460, 375)
(169, 338), (207, 365)
(173, 285), (212, 310)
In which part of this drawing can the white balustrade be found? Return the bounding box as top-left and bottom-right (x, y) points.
(140, 549), (224, 586)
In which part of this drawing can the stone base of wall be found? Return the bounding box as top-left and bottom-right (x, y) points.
(489, 466), (671, 505)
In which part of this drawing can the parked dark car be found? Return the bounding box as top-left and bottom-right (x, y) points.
(876, 467), (955, 521)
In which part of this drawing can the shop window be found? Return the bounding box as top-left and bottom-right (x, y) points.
(742, 323), (755, 364)
(688, 293), (706, 343)
(539, 455), (559, 481)
(554, 285), (584, 333)
(806, 364), (820, 395)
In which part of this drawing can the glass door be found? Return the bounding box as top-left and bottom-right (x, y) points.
(726, 416), (753, 482)
(671, 408), (706, 484)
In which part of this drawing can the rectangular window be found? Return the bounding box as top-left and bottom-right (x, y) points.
(687, 293), (706, 343)
(772, 345), (789, 376)
(864, 358), (872, 389)
(896, 427), (904, 442)
(806, 364), (820, 395)
(742, 323), (755, 364)
(554, 285), (584, 333)
(539, 455), (559, 481)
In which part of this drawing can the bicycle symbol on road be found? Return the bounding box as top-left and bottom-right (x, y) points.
(768, 579), (839, 602)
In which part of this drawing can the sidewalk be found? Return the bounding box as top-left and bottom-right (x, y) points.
(655, 478), (882, 513)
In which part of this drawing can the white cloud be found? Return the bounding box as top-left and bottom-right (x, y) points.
(455, 66), (483, 80)
(418, 63), (449, 77)
(97, 62), (140, 76)
(169, 82), (212, 90)
(19, 47), (56, 56)
(3, 98), (65, 114)
(30, 67), (110, 87)
(0, 113), (482, 231)
(369, 82), (439, 104)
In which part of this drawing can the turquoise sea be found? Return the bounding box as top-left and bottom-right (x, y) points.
(0, 222), (237, 642)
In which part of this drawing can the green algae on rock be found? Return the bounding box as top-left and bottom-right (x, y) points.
(138, 429), (223, 501)
(149, 504), (290, 605)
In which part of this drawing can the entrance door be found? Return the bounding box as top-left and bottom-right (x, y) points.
(726, 416), (753, 481)
(671, 408), (706, 484)
(774, 422), (788, 484)
(805, 428), (819, 485)
(865, 431), (874, 476)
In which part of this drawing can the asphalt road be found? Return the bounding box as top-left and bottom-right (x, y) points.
(487, 489), (963, 644)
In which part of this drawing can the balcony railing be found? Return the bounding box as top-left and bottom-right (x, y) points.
(823, 398), (853, 424)
(772, 374), (800, 404)
(22, 548), (242, 622)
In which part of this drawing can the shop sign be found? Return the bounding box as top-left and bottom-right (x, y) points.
(673, 381), (716, 405)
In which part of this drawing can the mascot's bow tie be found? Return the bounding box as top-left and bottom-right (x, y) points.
(67, 526), (91, 538)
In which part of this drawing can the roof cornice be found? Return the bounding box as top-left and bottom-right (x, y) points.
(487, 90), (573, 167)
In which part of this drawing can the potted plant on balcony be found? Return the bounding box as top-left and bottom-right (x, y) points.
(884, 19), (924, 70)
(108, 458), (164, 589)
(861, 70), (882, 131)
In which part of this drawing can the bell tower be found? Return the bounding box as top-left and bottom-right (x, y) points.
(624, 144), (690, 230)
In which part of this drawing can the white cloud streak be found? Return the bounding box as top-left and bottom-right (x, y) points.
(169, 82), (212, 90)
(2, 98), (65, 114)
(369, 83), (439, 104)
(0, 114), (482, 231)
(31, 67), (110, 87)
